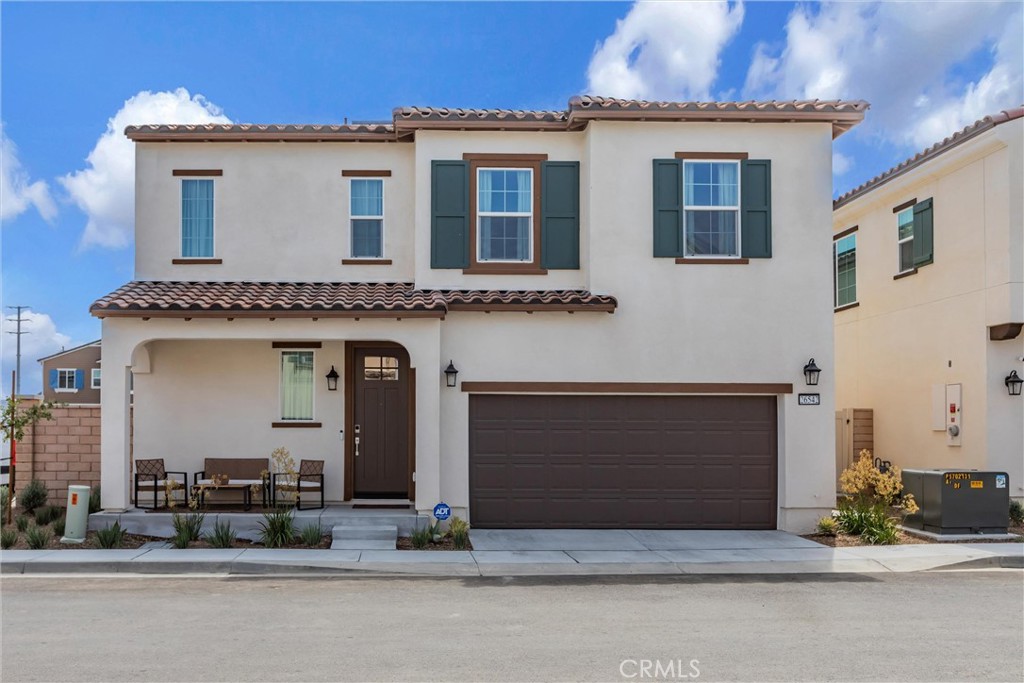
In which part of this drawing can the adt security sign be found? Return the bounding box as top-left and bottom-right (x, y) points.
(433, 502), (451, 521)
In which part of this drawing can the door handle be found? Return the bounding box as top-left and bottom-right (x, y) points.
(355, 436), (360, 458)
(354, 424), (361, 458)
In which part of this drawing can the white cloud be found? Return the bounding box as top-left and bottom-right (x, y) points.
(587, 1), (745, 101)
(744, 2), (1023, 149)
(832, 151), (853, 177)
(60, 88), (231, 249)
(0, 310), (73, 395)
(0, 125), (57, 224)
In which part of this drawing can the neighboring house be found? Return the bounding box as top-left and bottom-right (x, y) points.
(92, 96), (867, 532)
(39, 340), (102, 404)
(832, 107), (1024, 499)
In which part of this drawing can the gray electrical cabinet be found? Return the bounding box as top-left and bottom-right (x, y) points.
(902, 469), (1010, 534)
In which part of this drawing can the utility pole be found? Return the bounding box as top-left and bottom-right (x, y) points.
(5, 306), (30, 395)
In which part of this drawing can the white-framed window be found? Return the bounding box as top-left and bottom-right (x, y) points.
(683, 160), (740, 257)
(897, 207), (914, 273)
(181, 178), (215, 258)
(477, 167), (533, 262)
(91, 368), (102, 389)
(280, 351), (314, 421)
(56, 369), (77, 392)
(834, 234), (857, 308)
(350, 178), (384, 258)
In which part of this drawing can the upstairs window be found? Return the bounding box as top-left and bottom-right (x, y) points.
(350, 179), (384, 258)
(52, 368), (82, 392)
(181, 179), (214, 257)
(834, 234), (857, 308)
(91, 368), (102, 389)
(684, 161), (740, 257)
(897, 207), (914, 273)
(477, 168), (533, 262)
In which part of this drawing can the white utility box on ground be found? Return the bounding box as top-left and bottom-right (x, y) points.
(61, 485), (90, 543)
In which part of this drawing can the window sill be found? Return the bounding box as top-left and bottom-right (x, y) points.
(893, 269), (918, 280)
(172, 258), (222, 265)
(54, 388), (79, 393)
(341, 259), (392, 265)
(675, 258), (749, 265)
(834, 301), (860, 313)
(271, 422), (322, 429)
(463, 265), (548, 275)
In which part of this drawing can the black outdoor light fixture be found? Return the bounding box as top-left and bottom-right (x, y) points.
(1005, 370), (1023, 396)
(444, 360), (459, 388)
(803, 358), (821, 386)
(325, 365), (340, 391)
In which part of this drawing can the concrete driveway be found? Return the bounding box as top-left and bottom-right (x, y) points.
(469, 529), (821, 551)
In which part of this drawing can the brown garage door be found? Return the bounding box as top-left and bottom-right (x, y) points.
(469, 395), (777, 529)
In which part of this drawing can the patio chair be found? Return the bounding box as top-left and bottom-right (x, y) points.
(272, 459), (325, 510)
(134, 458), (188, 509)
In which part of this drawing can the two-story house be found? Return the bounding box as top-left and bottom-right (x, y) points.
(92, 96), (867, 532)
(833, 107), (1023, 500)
(39, 340), (102, 404)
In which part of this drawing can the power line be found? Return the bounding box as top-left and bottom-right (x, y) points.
(5, 306), (31, 395)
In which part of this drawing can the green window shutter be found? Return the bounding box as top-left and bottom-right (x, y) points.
(652, 159), (684, 257)
(540, 161), (580, 269)
(913, 197), (934, 267)
(431, 160), (469, 269)
(740, 159), (772, 258)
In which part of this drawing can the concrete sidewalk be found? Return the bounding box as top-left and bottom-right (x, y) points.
(3, 529), (1021, 576)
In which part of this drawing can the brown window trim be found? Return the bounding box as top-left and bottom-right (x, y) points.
(893, 268), (918, 280)
(271, 422), (322, 429)
(271, 342), (322, 349)
(466, 156), (544, 274)
(834, 225), (859, 240)
(674, 152), (749, 160)
(834, 301), (860, 313)
(341, 258), (393, 265)
(172, 169), (223, 176)
(342, 170), (392, 177)
(461, 381), (793, 394)
(675, 258), (749, 265)
(892, 198), (917, 213)
(171, 258), (223, 265)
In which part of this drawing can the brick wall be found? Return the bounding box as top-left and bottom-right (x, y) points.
(14, 401), (101, 507)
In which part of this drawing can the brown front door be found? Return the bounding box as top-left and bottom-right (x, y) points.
(353, 347), (410, 497)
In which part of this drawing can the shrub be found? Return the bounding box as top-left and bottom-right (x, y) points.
(449, 517), (470, 549)
(53, 517), (66, 537)
(171, 528), (191, 549)
(257, 508), (296, 548)
(19, 479), (48, 514)
(34, 505), (61, 526)
(836, 500), (886, 536)
(204, 520), (236, 548)
(25, 526), (52, 550)
(0, 485), (9, 517)
(862, 514), (901, 545)
(88, 486), (102, 514)
(95, 522), (125, 549)
(1, 528), (17, 549)
(840, 449), (918, 514)
(172, 511), (206, 542)
(816, 516), (839, 537)
(1010, 500), (1024, 525)
(15, 516), (30, 532)
(427, 521), (445, 543)
(409, 527), (431, 549)
(299, 522), (323, 547)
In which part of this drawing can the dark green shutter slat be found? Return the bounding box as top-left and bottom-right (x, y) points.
(653, 159), (684, 257)
(541, 161), (580, 269)
(913, 197), (934, 267)
(431, 160), (469, 269)
(740, 159), (772, 258)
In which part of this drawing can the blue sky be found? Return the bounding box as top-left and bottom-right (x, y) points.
(2, 1), (1022, 394)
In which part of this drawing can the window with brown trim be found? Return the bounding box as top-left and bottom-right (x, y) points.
(466, 155), (545, 273)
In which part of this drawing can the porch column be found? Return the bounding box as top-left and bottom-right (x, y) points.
(99, 327), (133, 511)
(408, 330), (441, 513)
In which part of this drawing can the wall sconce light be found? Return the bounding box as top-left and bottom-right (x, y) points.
(325, 365), (339, 391)
(1005, 370), (1023, 396)
(803, 358), (821, 386)
(444, 360), (459, 388)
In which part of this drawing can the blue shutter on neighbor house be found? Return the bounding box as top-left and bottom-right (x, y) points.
(913, 197), (934, 267)
(431, 161), (470, 269)
(740, 159), (772, 258)
(74, 369), (85, 390)
(652, 159), (684, 257)
(49, 369), (58, 389)
(540, 161), (580, 269)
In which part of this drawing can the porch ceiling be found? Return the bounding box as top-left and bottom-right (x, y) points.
(90, 281), (617, 319)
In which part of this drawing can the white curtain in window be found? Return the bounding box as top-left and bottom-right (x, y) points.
(281, 352), (314, 420)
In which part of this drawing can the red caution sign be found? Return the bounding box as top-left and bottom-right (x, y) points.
(71, 493), (78, 505)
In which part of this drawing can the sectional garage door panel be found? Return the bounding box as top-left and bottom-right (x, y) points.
(469, 395), (777, 529)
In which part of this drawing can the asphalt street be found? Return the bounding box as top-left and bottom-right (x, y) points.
(2, 571), (1022, 682)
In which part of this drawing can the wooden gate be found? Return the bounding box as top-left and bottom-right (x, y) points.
(835, 408), (873, 491)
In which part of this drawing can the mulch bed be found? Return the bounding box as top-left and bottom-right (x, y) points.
(396, 536), (472, 551)
(803, 530), (929, 547)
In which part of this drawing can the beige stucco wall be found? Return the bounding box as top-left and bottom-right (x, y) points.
(833, 119), (1024, 497)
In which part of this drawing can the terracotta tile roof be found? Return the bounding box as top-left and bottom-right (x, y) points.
(126, 96), (868, 141)
(90, 281), (617, 318)
(835, 106), (1024, 209)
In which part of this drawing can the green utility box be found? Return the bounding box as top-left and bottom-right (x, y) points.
(902, 469), (1010, 534)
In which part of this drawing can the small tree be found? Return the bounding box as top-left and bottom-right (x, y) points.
(2, 395), (60, 524)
